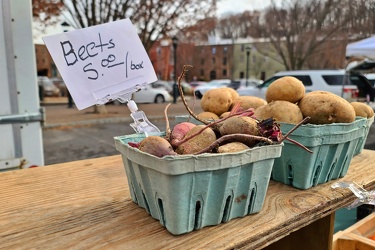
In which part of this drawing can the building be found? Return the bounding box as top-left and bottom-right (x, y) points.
(35, 37), (285, 85)
(35, 44), (58, 77)
(192, 43), (234, 81)
(149, 39), (174, 81)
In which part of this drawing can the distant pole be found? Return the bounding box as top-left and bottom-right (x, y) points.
(245, 46), (251, 87)
(172, 36), (178, 104)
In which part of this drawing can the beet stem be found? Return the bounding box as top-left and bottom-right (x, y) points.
(194, 134), (274, 155)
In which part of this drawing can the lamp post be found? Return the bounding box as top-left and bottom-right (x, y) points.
(61, 21), (73, 108)
(172, 36), (178, 104)
(245, 46), (251, 87)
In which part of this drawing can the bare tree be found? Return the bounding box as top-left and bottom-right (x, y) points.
(178, 17), (217, 44)
(255, 0), (352, 70)
(218, 11), (262, 40)
(344, 0), (375, 39)
(60, 0), (217, 51)
(32, 0), (64, 33)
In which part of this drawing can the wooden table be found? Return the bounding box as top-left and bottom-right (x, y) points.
(1, 150), (375, 249)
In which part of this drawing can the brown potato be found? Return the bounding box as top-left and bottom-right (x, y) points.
(219, 116), (259, 136)
(225, 87), (240, 101)
(217, 142), (249, 153)
(219, 116), (259, 146)
(176, 125), (216, 154)
(254, 100), (303, 124)
(219, 111), (230, 119)
(197, 111), (220, 122)
(265, 76), (305, 103)
(231, 96), (267, 110)
(201, 88), (234, 116)
(298, 91), (356, 124)
(351, 102), (374, 118)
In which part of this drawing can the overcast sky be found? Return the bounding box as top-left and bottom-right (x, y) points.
(217, 0), (276, 16)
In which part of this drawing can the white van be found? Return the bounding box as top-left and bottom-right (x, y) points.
(237, 69), (372, 101)
(365, 73), (375, 86)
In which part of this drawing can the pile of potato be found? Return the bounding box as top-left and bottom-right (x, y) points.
(199, 87), (267, 121)
(136, 78), (374, 158)
(203, 76), (374, 125)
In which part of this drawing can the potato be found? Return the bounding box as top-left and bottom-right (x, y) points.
(176, 125), (216, 154)
(197, 111), (220, 122)
(350, 102), (374, 118)
(231, 96), (267, 110)
(219, 116), (259, 146)
(219, 116), (259, 136)
(220, 111), (230, 119)
(201, 87), (234, 116)
(217, 142), (249, 153)
(254, 100), (303, 124)
(298, 91), (356, 124)
(265, 76), (305, 103)
(225, 87), (240, 101)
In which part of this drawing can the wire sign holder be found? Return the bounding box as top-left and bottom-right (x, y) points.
(43, 18), (160, 135)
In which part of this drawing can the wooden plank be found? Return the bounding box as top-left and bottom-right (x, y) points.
(333, 213), (375, 250)
(0, 150), (375, 249)
(264, 213), (335, 250)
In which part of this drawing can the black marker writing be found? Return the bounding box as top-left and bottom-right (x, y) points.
(60, 33), (143, 81)
(60, 41), (78, 66)
(83, 63), (98, 80)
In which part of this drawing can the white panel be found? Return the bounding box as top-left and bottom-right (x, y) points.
(0, 0), (44, 170)
(0, 125), (15, 158)
(11, 0), (40, 113)
(0, 1), (11, 115)
(19, 122), (44, 167)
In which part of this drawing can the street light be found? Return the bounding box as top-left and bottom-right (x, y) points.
(245, 46), (251, 87)
(172, 36), (178, 104)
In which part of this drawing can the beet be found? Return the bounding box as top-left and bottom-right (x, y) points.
(170, 122), (196, 147)
(138, 136), (177, 157)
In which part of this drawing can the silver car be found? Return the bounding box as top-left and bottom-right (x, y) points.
(132, 84), (172, 104)
(194, 79), (232, 99)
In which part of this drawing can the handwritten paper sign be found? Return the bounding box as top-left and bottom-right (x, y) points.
(43, 18), (157, 110)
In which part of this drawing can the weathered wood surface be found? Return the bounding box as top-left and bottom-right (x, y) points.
(1, 150), (375, 249)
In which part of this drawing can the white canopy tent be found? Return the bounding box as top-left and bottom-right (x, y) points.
(346, 35), (375, 59)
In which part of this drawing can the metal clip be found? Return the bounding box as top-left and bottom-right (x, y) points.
(331, 181), (375, 209)
(127, 100), (160, 136)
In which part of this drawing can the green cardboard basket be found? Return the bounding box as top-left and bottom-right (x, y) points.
(354, 116), (374, 155)
(272, 118), (367, 190)
(115, 133), (282, 235)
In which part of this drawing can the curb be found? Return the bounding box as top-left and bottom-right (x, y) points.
(42, 115), (177, 129)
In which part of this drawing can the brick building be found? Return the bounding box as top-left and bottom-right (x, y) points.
(35, 44), (58, 77)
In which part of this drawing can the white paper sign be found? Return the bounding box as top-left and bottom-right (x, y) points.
(43, 18), (157, 110)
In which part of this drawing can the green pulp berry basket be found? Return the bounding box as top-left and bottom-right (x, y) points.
(354, 116), (374, 155)
(114, 133), (282, 235)
(272, 118), (367, 190)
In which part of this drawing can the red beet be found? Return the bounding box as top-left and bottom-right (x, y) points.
(170, 122), (196, 147)
(138, 136), (177, 158)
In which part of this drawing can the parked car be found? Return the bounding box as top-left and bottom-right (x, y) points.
(37, 76), (60, 98)
(168, 81), (194, 96)
(189, 80), (207, 89)
(132, 84), (172, 104)
(152, 80), (173, 94)
(50, 77), (68, 97)
(236, 70), (372, 101)
(194, 79), (232, 99)
(365, 73), (375, 86)
(228, 78), (263, 90)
